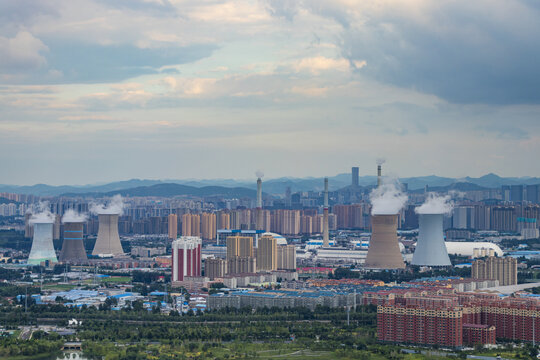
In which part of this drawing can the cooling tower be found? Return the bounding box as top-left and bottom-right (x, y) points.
(59, 222), (87, 262)
(28, 222), (57, 265)
(92, 214), (124, 256)
(323, 177), (329, 247)
(412, 214), (451, 266)
(364, 214), (405, 269)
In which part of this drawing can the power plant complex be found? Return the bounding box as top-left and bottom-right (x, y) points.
(59, 222), (88, 263)
(364, 214), (405, 269)
(92, 213), (124, 256)
(411, 213), (451, 266)
(28, 222), (57, 265)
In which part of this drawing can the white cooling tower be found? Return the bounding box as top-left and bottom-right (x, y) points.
(92, 214), (124, 256)
(411, 214), (451, 266)
(28, 222), (58, 265)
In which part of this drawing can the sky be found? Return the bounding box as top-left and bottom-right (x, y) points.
(1, 0), (540, 186)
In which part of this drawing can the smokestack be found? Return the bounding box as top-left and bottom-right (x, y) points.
(323, 177), (329, 247)
(377, 165), (382, 188)
(92, 214), (124, 256)
(364, 214), (405, 269)
(257, 178), (262, 208)
(28, 222), (57, 265)
(256, 177), (264, 230)
(411, 214), (451, 266)
(59, 222), (88, 263)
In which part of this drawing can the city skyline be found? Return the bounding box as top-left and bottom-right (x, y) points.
(1, 1), (540, 185)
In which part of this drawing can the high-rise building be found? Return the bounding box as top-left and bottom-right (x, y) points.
(216, 211), (230, 230)
(226, 236), (253, 259)
(277, 245), (296, 271)
(53, 214), (61, 240)
(205, 257), (227, 280)
(201, 213), (216, 240)
(352, 167), (359, 187)
(526, 184), (539, 203)
(168, 214), (178, 239)
(510, 185), (524, 202)
(181, 214), (201, 237)
(257, 235), (277, 271)
(472, 256), (517, 286)
(172, 236), (201, 282)
(377, 305), (463, 347)
(28, 222), (58, 265)
(227, 256), (256, 274)
(491, 206), (516, 232)
(59, 222), (87, 263)
(92, 214), (124, 256)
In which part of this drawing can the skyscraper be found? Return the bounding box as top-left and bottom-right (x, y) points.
(201, 213), (216, 240)
(352, 167), (359, 187)
(226, 236), (253, 259)
(172, 236), (202, 282)
(257, 235), (277, 271)
(168, 214), (178, 240)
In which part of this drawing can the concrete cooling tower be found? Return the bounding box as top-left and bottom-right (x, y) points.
(28, 222), (57, 265)
(364, 214), (405, 269)
(412, 214), (451, 266)
(92, 214), (124, 256)
(59, 222), (88, 262)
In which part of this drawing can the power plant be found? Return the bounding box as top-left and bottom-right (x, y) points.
(28, 222), (58, 265)
(412, 213), (452, 266)
(92, 214), (124, 256)
(323, 177), (329, 247)
(364, 214), (405, 269)
(59, 222), (88, 263)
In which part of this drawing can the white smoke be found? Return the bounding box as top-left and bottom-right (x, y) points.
(376, 158), (386, 166)
(90, 194), (124, 215)
(29, 202), (55, 224)
(62, 209), (88, 223)
(255, 170), (264, 179)
(415, 193), (453, 215)
(370, 179), (408, 215)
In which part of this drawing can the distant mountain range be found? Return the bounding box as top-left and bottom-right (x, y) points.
(0, 173), (539, 197)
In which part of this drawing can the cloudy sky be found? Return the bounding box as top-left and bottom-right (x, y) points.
(1, 0), (540, 185)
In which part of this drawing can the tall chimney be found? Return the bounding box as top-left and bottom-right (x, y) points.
(256, 178), (262, 208)
(323, 177), (329, 247)
(377, 165), (382, 188)
(256, 177), (263, 230)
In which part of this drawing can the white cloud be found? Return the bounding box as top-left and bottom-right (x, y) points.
(0, 31), (48, 71)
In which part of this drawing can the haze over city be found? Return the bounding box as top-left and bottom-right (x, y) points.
(2, 0), (540, 185)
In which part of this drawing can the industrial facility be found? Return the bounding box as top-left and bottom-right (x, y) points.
(92, 213), (124, 256)
(59, 222), (88, 263)
(411, 214), (451, 266)
(28, 222), (58, 265)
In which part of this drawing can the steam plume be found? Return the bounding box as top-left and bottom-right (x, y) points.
(255, 170), (264, 179)
(415, 193), (453, 215)
(370, 178), (407, 215)
(376, 158), (386, 166)
(29, 202), (55, 224)
(62, 209), (88, 223)
(90, 194), (124, 215)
